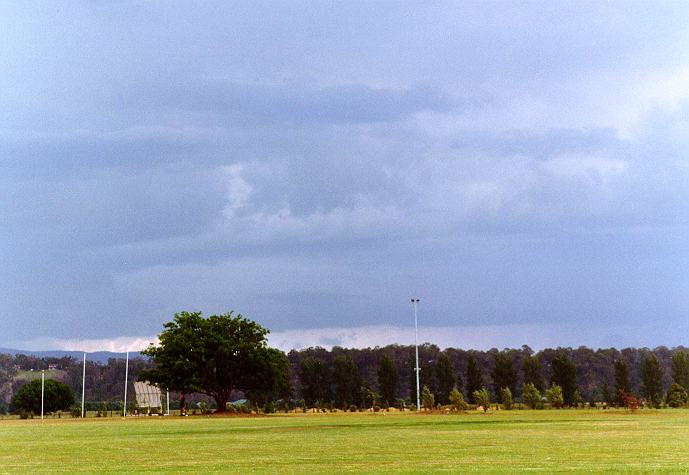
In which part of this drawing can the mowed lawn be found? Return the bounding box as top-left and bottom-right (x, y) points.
(2, 409), (689, 473)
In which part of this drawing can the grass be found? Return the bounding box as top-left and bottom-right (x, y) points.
(14, 369), (67, 381)
(1, 409), (689, 473)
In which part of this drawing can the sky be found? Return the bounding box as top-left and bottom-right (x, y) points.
(2, 1), (689, 352)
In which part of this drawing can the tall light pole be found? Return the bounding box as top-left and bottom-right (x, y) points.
(411, 298), (421, 411)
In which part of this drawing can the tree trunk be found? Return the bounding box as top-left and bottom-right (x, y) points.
(213, 391), (230, 412)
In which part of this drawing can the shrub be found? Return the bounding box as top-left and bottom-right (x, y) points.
(349, 404), (358, 412)
(522, 383), (541, 409)
(472, 388), (490, 412)
(12, 379), (75, 414)
(618, 390), (641, 412)
(545, 385), (564, 409)
(665, 383), (689, 408)
(449, 388), (468, 412)
(421, 385), (435, 410)
(500, 387), (513, 410)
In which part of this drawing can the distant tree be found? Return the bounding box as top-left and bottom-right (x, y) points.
(614, 359), (631, 406)
(522, 382), (541, 409)
(545, 385), (564, 409)
(641, 353), (664, 408)
(435, 353), (456, 405)
(521, 355), (544, 392)
(449, 388), (468, 411)
(421, 385), (435, 410)
(377, 354), (398, 408)
(420, 361), (438, 397)
(550, 353), (577, 406)
(472, 387), (490, 412)
(244, 347), (291, 406)
(492, 352), (517, 402)
(408, 357), (419, 405)
(500, 387), (513, 410)
(617, 390), (640, 412)
(466, 355), (484, 404)
(665, 383), (689, 408)
(299, 357), (332, 407)
(332, 355), (362, 409)
(12, 379), (75, 414)
(672, 351), (689, 390)
(601, 381), (613, 406)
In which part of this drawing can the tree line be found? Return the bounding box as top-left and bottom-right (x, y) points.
(288, 343), (689, 409)
(3, 312), (689, 413)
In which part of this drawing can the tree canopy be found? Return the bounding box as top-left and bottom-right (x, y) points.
(12, 379), (74, 414)
(140, 311), (290, 411)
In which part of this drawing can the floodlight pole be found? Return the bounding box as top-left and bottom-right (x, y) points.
(81, 353), (86, 418)
(41, 370), (45, 420)
(123, 351), (129, 417)
(412, 298), (421, 411)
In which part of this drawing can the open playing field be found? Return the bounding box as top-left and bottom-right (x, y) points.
(2, 409), (689, 473)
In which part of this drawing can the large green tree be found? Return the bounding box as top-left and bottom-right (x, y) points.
(614, 359), (631, 406)
(435, 353), (456, 405)
(672, 350), (689, 390)
(377, 354), (398, 407)
(492, 352), (517, 402)
(641, 352), (664, 408)
(140, 311), (290, 412)
(466, 354), (484, 404)
(521, 355), (544, 391)
(12, 379), (74, 414)
(550, 353), (577, 406)
(332, 354), (362, 409)
(299, 357), (331, 407)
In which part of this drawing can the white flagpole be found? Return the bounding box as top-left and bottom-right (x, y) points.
(41, 369), (45, 420)
(167, 390), (170, 416)
(123, 351), (129, 417)
(81, 353), (86, 418)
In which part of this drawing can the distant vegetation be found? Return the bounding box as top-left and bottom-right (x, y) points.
(1, 313), (689, 414)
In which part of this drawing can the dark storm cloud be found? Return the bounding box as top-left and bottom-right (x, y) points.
(2, 1), (689, 348)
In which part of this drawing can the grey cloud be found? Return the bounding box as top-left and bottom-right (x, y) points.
(2, 1), (689, 345)
(128, 82), (455, 125)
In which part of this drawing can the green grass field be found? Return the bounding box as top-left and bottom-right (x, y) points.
(1, 409), (689, 473)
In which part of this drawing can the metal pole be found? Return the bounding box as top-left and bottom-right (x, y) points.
(412, 298), (421, 411)
(81, 353), (86, 418)
(167, 390), (170, 416)
(123, 351), (129, 417)
(41, 370), (45, 420)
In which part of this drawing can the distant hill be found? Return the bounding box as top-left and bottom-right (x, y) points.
(0, 348), (144, 364)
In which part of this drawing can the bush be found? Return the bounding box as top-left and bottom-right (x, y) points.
(12, 379), (75, 414)
(522, 383), (542, 409)
(472, 388), (490, 412)
(545, 385), (564, 409)
(421, 385), (435, 410)
(449, 388), (468, 412)
(500, 387), (513, 410)
(349, 404), (359, 412)
(618, 390), (641, 412)
(665, 383), (689, 408)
